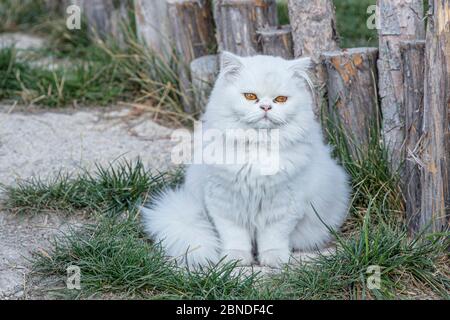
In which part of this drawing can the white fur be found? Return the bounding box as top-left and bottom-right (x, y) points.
(141, 52), (350, 268)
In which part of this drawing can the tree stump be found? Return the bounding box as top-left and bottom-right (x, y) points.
(256, 25), (293, 59)
(287, 0), (339, 118)
(190, 55), (220, 113)
(214, 0), (278, 56)
(134, 0), (172, 60)
(287, 0), (339, 60)
(322, 48), (379, 159)
(167, 0), (217, 114)
(420, 0), (450, 233)
(81, 0), (130, 48)
(377, 0), (425, 171)
(400, 40), (426, 235)
(44, 0), (62, 13)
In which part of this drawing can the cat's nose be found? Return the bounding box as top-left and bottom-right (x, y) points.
(260, 105), (272, 112)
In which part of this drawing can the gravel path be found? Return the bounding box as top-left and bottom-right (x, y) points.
(0, 103), (177, 299)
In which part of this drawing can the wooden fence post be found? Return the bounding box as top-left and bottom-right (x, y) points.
(190, 55), (220, 112)
(400, 40), (426, 235)
(287, 0), (339, 118)
(256, 25), (294, 59)
(322, 48), (379, 159)
(377, 0), (425, 171)
(420, 0), (450, 233)
(214, 0), (278, 56)
(44, 0), (62, 13)
(167, 0), (216, 114)
(134, 0), (172, 60)
(77, 0), (130, 48)
(287, 0), (339, 60)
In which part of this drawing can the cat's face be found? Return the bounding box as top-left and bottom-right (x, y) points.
(211, 52), (313, 129)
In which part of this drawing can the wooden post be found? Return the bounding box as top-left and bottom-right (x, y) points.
(420, 1), (450, 233)
(167, 0), (217, 114)
(190, 55), (220, 113)
(256, 25), (293, 59)
(287, 0), (339, 118)
(322, 48), (379, 159)
(214, 0), (278, 56)
(400, 40), (426, 235)
(377, 0), (425, 171)
(44, 0), (62, 13)
(287, 0), (339, 60)
(81, 0), (130, 48)
(134, 0), (172, 60)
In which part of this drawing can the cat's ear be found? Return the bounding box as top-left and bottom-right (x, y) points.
(220, 51), (243, 80)
(288, 57), (314, 91)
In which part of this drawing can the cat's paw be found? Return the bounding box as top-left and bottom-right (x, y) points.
(222, 249), (254, 266)
(259, 249), (290, 268)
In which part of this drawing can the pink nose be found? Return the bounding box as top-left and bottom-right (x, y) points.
(260, 105), (272, 112)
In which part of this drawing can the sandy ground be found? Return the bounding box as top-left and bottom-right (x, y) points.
(0, 103), (177, 299)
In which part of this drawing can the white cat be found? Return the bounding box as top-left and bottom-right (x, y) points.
(141, 52), (350, 268)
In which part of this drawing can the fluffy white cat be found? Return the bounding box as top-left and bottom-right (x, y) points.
(141, 52), (350, 268)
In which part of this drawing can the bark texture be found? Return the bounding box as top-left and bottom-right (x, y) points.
(322, 48), (380, 159)
(167, 0), (217, 113)
(400, 40), (426, 235)
(420, 0), (450, 233)
(377, 0), (425, 170)
(287, 0), (339, 61)
(214, 0), (278, 56)
(256, 25), (294, 59)
(287, 0), (339, 118)
(134, 0), (172, 59)
(74, 0), (130, 47)
(190, 54), (220, 112)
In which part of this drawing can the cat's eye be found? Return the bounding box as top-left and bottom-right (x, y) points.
(244, 93), (258, 101)
(274, 96), (288, 103)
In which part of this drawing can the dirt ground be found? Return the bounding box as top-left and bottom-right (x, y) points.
(0, 103), (177, 299)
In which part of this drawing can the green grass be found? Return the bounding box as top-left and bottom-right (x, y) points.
(0, 159), (183, 216)
(0, 46), (139, 106)
(2, 128), (449, 299)
(0, 7), (193, 125)
(33, 214), (262, 299)
(333, 0), (378, 48)
(0, 0), (50, 33)
(268, 216), (449, 299)
(0, 40), (193, 125)
(321, 98), (404, 235)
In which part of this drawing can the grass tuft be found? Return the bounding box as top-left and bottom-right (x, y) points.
(0, 0), (50, 32)
(267, 215), (450, 299)
(32, 213), (261, 299)
(1, 159), (183, 216)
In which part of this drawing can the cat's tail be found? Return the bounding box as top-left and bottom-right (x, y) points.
(141, 187), (220, 267)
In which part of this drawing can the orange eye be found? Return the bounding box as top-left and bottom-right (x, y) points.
(244, 93), (258, 101)
(274, 96), (288, 103)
